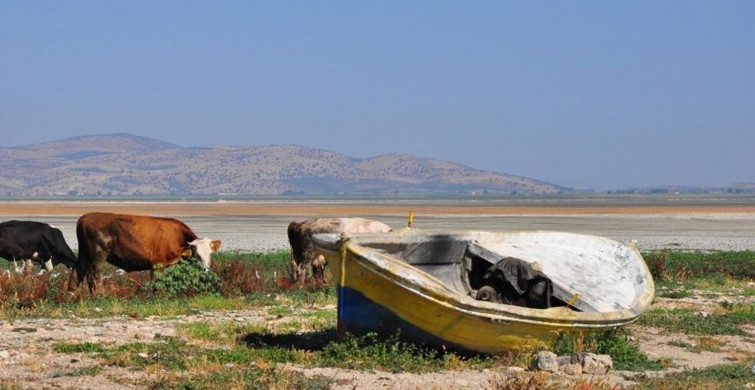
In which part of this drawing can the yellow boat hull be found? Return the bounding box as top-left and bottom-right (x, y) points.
(316, 230), (654, 354)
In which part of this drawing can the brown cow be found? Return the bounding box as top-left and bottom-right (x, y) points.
(287, 217), (392, 282)
(75, 212), (221, 292)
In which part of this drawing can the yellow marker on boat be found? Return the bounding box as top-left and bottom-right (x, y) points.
(567, 294), (579, 308)
(408, 211), (415, 228)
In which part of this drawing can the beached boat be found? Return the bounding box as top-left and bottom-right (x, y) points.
(312, 230), (654, 354)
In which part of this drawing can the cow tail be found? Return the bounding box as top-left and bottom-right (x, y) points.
(74, 219), (90, 287)
(287, 222), (302, 277)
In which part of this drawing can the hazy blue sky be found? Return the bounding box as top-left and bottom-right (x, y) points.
(2, 2), (753, 190)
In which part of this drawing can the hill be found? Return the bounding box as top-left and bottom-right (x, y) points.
(0, 134), (564, 197)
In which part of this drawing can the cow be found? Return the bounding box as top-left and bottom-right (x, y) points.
(0, 220), (77, 274)
(287, 217), (392, 282)
(74, 212), (221, 292)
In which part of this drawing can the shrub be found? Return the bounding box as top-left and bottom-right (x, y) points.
(144, 259), (222, 297)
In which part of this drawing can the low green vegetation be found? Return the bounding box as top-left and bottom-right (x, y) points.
(0, 250), (334, 319)
(51, 365), (103, 378)
(632, 361), (755, 390)
(639, 303), (755, 336)
(145, 258), (223, 296)
(667, 337), (725, 353)
(552, 330), (666, 371)
(643, 250), (755, 281)
(54, 329), (496, 377)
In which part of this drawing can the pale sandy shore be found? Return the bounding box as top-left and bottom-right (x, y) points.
(1, 201), (754, 252)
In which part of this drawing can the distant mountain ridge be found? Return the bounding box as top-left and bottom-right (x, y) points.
(0, 134), (564, 197)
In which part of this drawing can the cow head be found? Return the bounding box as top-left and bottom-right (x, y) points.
(183, 238), (222, 270)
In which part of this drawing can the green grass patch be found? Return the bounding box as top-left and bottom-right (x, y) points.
(52, 365), (103, 378)
(639, 304), (755, 336)
(643, 250), (755, 281)
(318, 332), (491, 373)
(633, 361), (755, 390)
(552, 330), (665, 371)
(149, 366), (334, 390)
(11, 327), (37, 333)
(53, 342), (107, 353)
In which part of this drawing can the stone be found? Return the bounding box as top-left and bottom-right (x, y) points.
(561, 363), (583, 375)
(557, 356), (572, 368)
(530, 351), (559, 373)
(573, 353), (613, 375)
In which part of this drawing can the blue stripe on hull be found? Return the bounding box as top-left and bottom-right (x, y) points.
(337, 286), (471, 353)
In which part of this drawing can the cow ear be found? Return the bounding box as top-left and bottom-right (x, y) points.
(181, 247), (193, 258)
(211, 239), (222, 252)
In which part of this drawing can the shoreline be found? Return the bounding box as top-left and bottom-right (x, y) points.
(2, 200), (755, 216)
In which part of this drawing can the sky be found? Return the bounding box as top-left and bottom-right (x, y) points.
(1, 2), (753, 191)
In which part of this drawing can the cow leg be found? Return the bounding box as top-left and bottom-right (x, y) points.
(83, 261), (103, 294)
(78, 250), (107, 294)
(312, 254), (327, 283)
(44, 257), (54, 272)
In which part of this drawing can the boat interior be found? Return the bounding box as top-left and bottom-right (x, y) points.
(357, 234), (576, 311)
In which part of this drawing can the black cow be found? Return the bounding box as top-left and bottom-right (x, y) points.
(0, 220), (77, 272)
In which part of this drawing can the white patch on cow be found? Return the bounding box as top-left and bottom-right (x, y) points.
(188, 237), (215, 270)
(44, 258), (53, 272)
(96, 231), (113, 245)
(337, 218), (392, 233)
(32, 252), (39, 259)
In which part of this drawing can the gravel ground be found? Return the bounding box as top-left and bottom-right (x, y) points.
(8, 212), (755, 253)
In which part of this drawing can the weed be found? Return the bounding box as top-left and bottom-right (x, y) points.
(52, 365), (103, 377)
(594, 330), (664, 371)
(643, 250), (755, 280)
(551, 330), (663, 371)
(634, 361), (755, 389)
(639, 306), (754, 336)
(53, 342), (107, 353)
(11, 327), (37, 333)
(144, 259), (222, 297)
(150, 366), (333, 390)
(318, 332), (493, 373)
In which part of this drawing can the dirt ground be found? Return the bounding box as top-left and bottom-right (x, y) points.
(1, 201), (754, 389)
(1, 297), (753, 390)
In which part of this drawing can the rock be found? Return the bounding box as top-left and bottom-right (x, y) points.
(530, 351), (559, 373)
(556, 356), (582, 375)
(573, 353), (613, 375)
(562, 363), (583, 375)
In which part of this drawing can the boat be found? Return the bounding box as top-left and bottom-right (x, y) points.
(312, 230), (654, 354)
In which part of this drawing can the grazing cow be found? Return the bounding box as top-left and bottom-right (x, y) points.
(0, 220), (77, 273)
(75, 212), (221, 292)
(287, 217), (392, 281)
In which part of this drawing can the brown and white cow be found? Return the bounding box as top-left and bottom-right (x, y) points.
(74, 212), (221, 292)
(287, 217), (392, 282)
